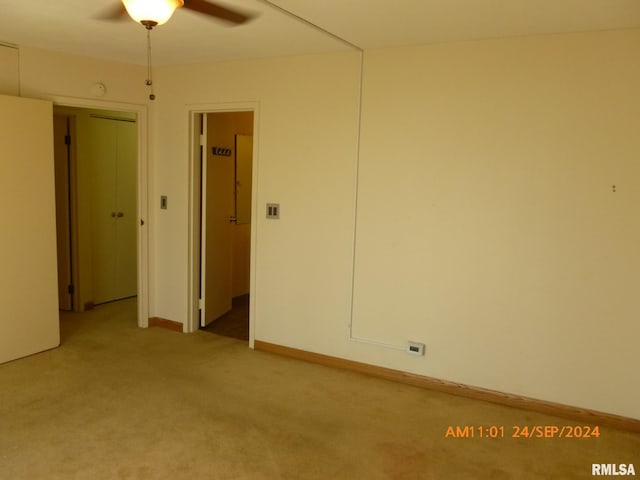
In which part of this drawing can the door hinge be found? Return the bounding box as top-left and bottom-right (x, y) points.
(199, 134), (205, 147)
(64, 134), (71, 146)
(68, 284), (74, 295)
(198, 298), (204, 310)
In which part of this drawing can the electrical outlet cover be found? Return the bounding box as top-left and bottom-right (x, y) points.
(407, 341), (425, 356)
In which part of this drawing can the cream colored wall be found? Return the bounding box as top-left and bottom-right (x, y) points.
(0, 44), (19, 95)
(232, 224), (252, 297)
(352, 30), (640, 419)
(18, 47), (148, 102)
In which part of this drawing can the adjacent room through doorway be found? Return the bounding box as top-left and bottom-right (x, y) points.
(197, 110), (254, 342)
(53, 107), (139, 314)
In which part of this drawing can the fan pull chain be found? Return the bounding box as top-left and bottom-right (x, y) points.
(146, 27), (156, 101)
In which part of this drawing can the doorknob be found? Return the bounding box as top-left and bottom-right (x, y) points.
(229, 216), (237, 223)
(117, 212), (124, 218)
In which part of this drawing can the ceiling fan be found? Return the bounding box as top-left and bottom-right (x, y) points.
(102, 0), (252, 30)
(99, 1), (252, 101)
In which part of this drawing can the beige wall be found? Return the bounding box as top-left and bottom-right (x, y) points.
(232, 224), (252, 297)
(0, 44), (19, 95)
(18, 47), (148, 102)
(353, 30), (640, 418)
(11, 30), (640, 420)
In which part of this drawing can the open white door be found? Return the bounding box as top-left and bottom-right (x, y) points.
(0, 94), (60, 363)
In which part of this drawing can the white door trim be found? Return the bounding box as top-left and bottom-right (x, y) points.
(199, 112), (208, 328)
(50, 96), (150, 328)
(185, 102), (259, 349)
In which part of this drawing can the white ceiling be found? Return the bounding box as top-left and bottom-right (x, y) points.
(0, 0), (639, 66)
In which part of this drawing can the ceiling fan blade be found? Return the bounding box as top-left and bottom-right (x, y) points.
(182, 0), (252, 24)
(95, 2), (128, 21)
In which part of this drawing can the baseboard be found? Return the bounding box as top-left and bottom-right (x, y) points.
(148, 317), (183, 333)
(254, 340), (640, 433)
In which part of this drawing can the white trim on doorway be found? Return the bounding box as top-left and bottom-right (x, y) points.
(185, 102), (260, 349)
(50, 96), (150, 329)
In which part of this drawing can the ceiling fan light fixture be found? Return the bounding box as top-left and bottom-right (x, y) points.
(121, 0), (184, 26)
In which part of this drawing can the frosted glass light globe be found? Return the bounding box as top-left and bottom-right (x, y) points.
(122, 0), (184, 26)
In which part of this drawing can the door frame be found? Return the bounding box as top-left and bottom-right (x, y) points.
(53, 113), (77, 311)
(51, 96), (150, 328)
(186, 102), (259, 347)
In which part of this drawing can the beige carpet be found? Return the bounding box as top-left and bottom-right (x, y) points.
(0, 298), (637, 479)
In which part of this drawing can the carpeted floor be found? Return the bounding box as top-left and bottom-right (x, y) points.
(201, 295), (249, 341)
(0, 298), (638, 479)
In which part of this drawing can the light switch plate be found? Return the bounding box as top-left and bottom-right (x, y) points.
(266, 203), (280, 219)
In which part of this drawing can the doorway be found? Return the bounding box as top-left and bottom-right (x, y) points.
(200, 111), (254, 341)
(187, 104), (258, 344)
(53, 105), (145, 323)
(53, 114), (75, 311)
(86, 114), (138, 305)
